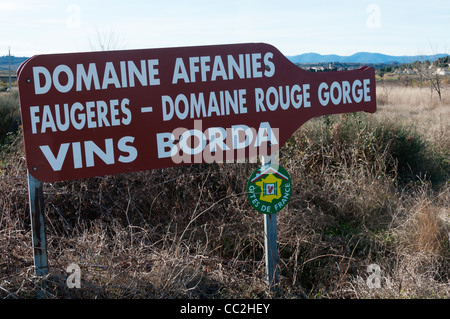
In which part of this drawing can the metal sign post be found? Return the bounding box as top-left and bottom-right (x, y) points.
(261, 153), (279, 291)
(264, 212), (279, 290)
(247, 151), (290, 291)
(27, 171), (49, 277)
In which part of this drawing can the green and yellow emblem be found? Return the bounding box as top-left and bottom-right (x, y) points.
(246, 164), (292, 214)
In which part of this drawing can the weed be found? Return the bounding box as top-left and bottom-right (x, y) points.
(0, 91), (21, 144)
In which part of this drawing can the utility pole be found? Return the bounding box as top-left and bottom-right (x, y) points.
(8, 47), (12, 91)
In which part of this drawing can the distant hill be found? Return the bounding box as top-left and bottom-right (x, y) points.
(287, 52), (449, 64)
(0, 56), (29, 72)
(2, 52), (449, 72)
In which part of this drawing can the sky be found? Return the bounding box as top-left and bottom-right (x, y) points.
(1, 0), (449, 58)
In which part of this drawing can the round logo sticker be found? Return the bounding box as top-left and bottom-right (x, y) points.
(246, 164), (292, 214)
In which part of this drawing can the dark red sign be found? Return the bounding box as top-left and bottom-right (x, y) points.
(18, 43), (376, 182)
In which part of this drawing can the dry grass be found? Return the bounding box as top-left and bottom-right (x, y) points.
(0, 82), (449, 299)
(376, 83), (450, 153)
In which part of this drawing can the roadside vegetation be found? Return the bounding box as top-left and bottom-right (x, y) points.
(0, 75), (449, 298)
